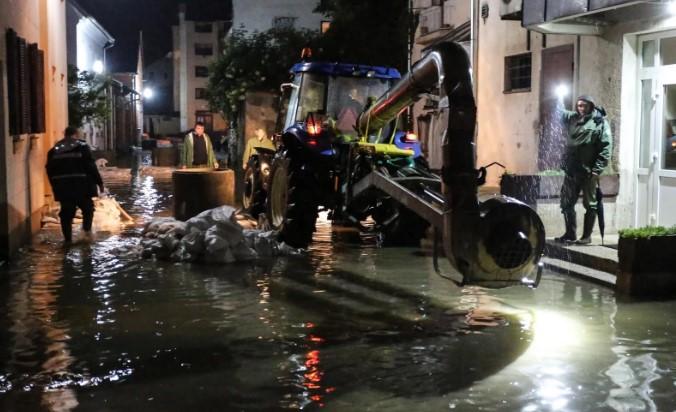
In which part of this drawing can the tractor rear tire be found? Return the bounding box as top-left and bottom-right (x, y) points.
(267, 152), (318, 249)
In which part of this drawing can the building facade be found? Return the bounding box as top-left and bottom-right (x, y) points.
(411, 0), (676, 236)
(172, 5), (229, 133)
(143, 53), (180, 137)
(0, 0), (69, 259)
(230, 0), (328, 34)
(66, 0), (115, 151)
(521, 0), (676, 231)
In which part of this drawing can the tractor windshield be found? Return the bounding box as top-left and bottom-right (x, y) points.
(327, 77), (390, 135)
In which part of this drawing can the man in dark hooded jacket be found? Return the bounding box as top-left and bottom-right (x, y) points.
(555, 95), (612, 245)
(46, 126), (104, 243)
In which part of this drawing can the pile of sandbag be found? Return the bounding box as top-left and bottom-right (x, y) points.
(141, 205), (301, 263)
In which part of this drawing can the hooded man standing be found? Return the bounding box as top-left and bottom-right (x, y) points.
(555, 95), (612, 245)
(46, 126), (104, 243)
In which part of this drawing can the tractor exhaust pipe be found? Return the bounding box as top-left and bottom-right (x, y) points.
(359, 42), (545, 287)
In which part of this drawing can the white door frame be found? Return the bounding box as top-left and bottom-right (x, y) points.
(635, 30), (676, 226)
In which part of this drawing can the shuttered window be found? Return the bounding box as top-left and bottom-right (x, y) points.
(5, 29), (45, 135)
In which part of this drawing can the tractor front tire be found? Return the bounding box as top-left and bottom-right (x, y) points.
(267, 152), (318, 249)
(243, 163), (266, 218)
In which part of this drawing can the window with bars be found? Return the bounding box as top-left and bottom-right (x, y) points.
(504, 52), (532, 93)
(6, 29), (45, 136)
(195, 66), (209, 77)
(195, 88), (207, 100)
(194, 43), (213, 56)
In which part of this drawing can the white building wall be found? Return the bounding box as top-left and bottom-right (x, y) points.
(476, 0), (576, 187)
(231, 0), (325, 34)
(174, 11), (226, 132)
(0, 0), (68, 258)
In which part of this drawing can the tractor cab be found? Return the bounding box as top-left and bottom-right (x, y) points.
(278, 62), (409, 150)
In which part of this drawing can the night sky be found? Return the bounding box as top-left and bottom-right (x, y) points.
(76, 0), (232, 72)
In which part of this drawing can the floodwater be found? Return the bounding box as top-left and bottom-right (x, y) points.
(1, 160), (675, 411)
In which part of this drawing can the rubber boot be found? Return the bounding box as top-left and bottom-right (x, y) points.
(61, 221), (72, 244)
(555, 211), (577, 243)
(575, 211), (596, 245)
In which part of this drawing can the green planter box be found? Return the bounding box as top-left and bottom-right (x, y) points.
(500, 175), (540, 206)
(617, 235), (676, 297)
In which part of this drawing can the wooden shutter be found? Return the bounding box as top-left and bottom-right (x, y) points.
(6, 29), (21, 135)
(29, 44), (45, 133)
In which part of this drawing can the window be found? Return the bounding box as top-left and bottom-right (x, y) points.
(321, 21), (331, 33)
(272, 16), (296, 29)
(194, 22), (213, 33)
(195, 88), (207, 99)
(5, 29), (45, 135)
(147, 71), (155, 80)
(194, 43), (213, 56)
(195, 66), (209, 77)
(504, 52), (532, 92)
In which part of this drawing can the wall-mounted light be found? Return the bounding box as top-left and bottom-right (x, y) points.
(143, 87), (154, 99)
(92, 60), (104, 74)
(555, 84), (569, 100)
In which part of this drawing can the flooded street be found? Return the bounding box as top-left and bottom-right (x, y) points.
(1, 161), (675, 412)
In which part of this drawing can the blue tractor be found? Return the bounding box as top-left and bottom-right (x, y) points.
(244, 61), (434, 248)
(245, 42), (547, 289)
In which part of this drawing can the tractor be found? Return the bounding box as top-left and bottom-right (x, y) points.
(245, 42), (547, 289)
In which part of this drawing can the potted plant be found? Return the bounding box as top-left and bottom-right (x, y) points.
(616, 225), (676, 297)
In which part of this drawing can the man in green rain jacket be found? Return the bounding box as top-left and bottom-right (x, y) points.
(555, 95), (612, 245)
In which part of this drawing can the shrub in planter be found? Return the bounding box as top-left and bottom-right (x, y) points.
(617, 226), (676, 297)
(499, 174), (540, 206)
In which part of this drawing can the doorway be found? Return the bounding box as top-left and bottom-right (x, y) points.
(636, 31), (676, 227)
(538, 44), (574, 171)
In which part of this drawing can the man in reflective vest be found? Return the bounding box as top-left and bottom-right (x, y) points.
(46, 126), (104, 243)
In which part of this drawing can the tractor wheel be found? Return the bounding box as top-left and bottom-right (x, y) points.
(267, 152), (318, 248)
(243, 164), (266, 218)
(372, 199), (429, 246)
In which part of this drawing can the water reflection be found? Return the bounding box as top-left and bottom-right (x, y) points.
(1, 161), (676, 411)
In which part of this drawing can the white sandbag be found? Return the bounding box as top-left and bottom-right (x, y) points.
(232, 242), (257, 261)
(186, 205), (237, 232)
(204, 226), (229, 254)
(204, 246), (236, 264)
(158, 232), (180, 252)
(180, 231), (205, 255)
(254, 234), (277, 257)
(170, 244), (197, 262)
(144, 217), (176, 235)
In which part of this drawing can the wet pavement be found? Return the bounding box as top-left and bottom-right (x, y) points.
(1, 160), (676, 411)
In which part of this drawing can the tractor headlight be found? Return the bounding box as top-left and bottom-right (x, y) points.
(261, 163), (271, 176)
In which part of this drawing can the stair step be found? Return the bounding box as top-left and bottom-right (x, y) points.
(545, 240), (618, 275)
(542, 256), (616, 286)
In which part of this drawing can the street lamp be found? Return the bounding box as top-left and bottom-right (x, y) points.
(143, 87), (154, 99)
(92, 60), (104, 74)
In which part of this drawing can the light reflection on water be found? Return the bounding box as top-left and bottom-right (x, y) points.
(0, 162), (675, 411)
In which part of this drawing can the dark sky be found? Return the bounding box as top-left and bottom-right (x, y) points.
(76, 0), (232, 72)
